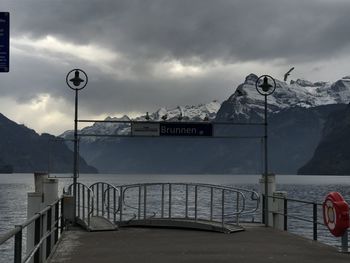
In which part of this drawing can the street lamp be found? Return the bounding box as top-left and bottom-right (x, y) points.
(66, 69), (88, 223)
(255, 75), (276, 227)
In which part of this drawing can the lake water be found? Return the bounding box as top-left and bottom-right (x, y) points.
(0, 173), (350, 261)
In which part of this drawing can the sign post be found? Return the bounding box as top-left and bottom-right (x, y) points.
(255, 75), (276, 227)
(66, 69), (88, 223)
(0, 12), (10, 72)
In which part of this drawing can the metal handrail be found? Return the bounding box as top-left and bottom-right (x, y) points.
(115, 182), (259, 226)
(67, 183), (94, 227)
(0, 197), (64, 263)
(91, 182), (121, 223)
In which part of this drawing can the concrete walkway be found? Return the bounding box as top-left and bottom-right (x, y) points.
(49, 226), (350, 263)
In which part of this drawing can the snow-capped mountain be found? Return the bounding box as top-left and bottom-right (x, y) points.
(216, 74), (350, 121)
(61, 101), (221, 142)
(59, 73), (350, 175)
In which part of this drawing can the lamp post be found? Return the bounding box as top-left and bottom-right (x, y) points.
(66, 69), (88, 223)
(255, 75), (276, 227)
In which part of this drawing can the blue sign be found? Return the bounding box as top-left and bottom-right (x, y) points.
(160, 122), (213, 137)
(0, 12), (9, 72)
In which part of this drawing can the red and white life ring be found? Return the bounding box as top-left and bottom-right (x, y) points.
(323, 192), (349, 237)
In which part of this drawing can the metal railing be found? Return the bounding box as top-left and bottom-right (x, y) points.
(262, 194), (349, 251)
(0, 197), (64, 263)
(90, 182), (120, 223)
(70, 182), (260, 231)
(67, 183), (94, 228)
(262, 195), (324, 241)
(116, 183), (259, 227)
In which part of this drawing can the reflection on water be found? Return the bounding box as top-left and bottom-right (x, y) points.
(0, 173), (349, 261)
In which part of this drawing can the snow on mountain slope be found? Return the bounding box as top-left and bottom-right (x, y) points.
(61, 101), (221, 142)
(61, 73), (350, 141)
(216, 74), (350, 122)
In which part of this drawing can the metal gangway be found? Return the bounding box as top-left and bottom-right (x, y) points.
(67, 182), (260, 233)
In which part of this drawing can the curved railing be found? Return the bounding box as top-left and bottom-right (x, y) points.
(67, 183), (94, 227)
(90, 182), (120, 223)
(116, 183), (260, 229)
(69, 182), (259, 232)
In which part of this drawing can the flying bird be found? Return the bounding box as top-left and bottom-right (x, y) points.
(284, 67), (295, 82)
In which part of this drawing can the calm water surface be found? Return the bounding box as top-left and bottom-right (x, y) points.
(0, 173), (349, 261)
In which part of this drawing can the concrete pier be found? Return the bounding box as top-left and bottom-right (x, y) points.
(49, 225), (350, 263)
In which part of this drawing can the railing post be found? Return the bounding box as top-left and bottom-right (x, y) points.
(119, 187), (123, 223)
(284, 198), (288, 231)
(210, 187), (213, 221)
(262, 194), (265, 224)
(221, 189), (225, 228)
(144, 185), (147, 219)
(87, 189), (91, 227)
(194, 186), (198, 221)
(60, 198), (64, 234)
(161, 184), (164, 218)
(95, 184), (100, 216)
(46, 207), (52, 259)
(341, 230), (349, 253)
(34, 215), (41, 263)
(185, 184), (189, 219)
(313, 203), (317, 241)
(236, 192), (240, 224)
(138, 186), (142, 220)
(82, 186), (85, 221)
(14, 226), (22, 263)
(113, 189), (117, 224)
(168, 184), (172, 218)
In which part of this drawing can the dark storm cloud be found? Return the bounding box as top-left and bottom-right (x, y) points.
(6, 0), (350, 63)
(3, 0), (350, 134)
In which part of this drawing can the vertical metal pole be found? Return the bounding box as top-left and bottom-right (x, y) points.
(34, 216), (41, 263)
(210, 187), (213, 221)
(46, 208), (52, 259)
(169, 184), (172, 218)
(73, 89), (78, 224)
(221, 189), (225, 228)
(262, 194), (265, 224)
(119, 187), (123, 223)
(313, 203), (317, 241)
(264, 94), (269, 227)
(185, 185), (189, 219)
(54, 202), (59, 243)
(284, 198), (288, 231)
(96, 184), (99, 216)
(113, 189), (116, 224)
(194, 186), (198, 221)
(87, 189), (91, 227)
(341, 230), (348, 253)
(60, 199), (64, 235)
(14, 226), (22, 263)
(102, 184), (105, 216)
(82, 187), (85, 221)
(236, 192), (239, 224)
(138, 186), (142, 219)
(161, 184), (164, 218)
(144, 185), (147, 219)
(107, 186), (110, 220)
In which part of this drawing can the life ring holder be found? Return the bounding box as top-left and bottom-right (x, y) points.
(323, 192), (349, 237)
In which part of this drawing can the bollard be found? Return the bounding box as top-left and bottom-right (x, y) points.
(259, 173), (276, 227)
(272, 191), (287, 230)
(62, 195), (75, 226)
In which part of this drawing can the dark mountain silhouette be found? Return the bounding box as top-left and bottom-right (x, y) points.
(0, 113), (97, 173)
(298, 104), (350, 175)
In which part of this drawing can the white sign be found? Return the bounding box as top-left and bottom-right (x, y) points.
(131, 122), (160, 136)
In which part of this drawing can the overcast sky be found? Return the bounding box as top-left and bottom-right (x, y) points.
(2, 0), (350, 135)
